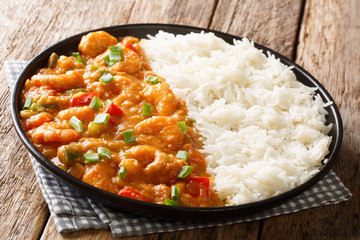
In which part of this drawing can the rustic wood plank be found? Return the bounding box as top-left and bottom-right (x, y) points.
(210, 0), (303, 59)
(128, 0), (217, 27)
(261, 0), (360, 239)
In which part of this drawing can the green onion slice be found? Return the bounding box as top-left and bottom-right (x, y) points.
(178, 121), (187, 132)
(171, 185), (180, 200)
(109, 45), (123, 54)
(117, 165), (127, 180)
(97, 147), (111, 159)
(164, 199), (180, 206)
(71, 52), (86, 65)
(105, 99), (113, 106)
(103, 46), (123, 66)
(109, 51), (122, 62)
(65, 145), (79, 161)
(89, 97), (103, 111)
(122, 129), (136, 144)
(29, 103), (45, 112)
(103, 55), (114, 67)
(100, 73), (114, 84)
(177, 166), (192, 178)
(69, 116), (83, 133)
(90, 65), (100, 70)
(176, 151), (189, 162)
(65, 88), (86, 95)
(23, 97), (34, 110)
(189, 118), (196, 127)
(145, 75), (160, 84)
(83, 153), (99, 163)
(142, 103), (153, 116)
(94, 113), (110, 124)
(48, 52), (59, 68)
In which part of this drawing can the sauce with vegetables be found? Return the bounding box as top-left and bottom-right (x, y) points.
(20, 31), (223, 207)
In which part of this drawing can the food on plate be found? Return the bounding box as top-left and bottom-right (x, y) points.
(20, 30), (332, 207)
(20, 31), (223, 207)
(140, 31), (332, 205)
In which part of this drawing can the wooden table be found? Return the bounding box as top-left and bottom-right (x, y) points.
(1, 0), (359, 239)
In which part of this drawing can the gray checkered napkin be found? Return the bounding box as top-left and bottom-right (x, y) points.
(5, 61), (352, 238)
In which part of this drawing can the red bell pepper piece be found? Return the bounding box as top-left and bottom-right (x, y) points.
(71, 92), (97, 107)
(189, 177), (210, 188)
(105, 103), (124, 124)
(105, 103), (124, 117)
(124, 41), (137, 53)
(118, 187), (149, 202)
(188, 177), (211, 197)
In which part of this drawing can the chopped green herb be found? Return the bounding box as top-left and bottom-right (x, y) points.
(103, 55), (114, 67)
(94, 113), (110, 124)
(99, 73), (114, 84)
(122, 129), (136, 144)
(89, 97), (103, 111)
(109, 45), (123, 54)
(23, 97), (34, 110)
(105, 99), (113, 106)
(164, 199), (180, 206)
(176, 151), (189, 162)
(71, 52), (86, 65)
(189, 118), (196, 127)
(65, 145), (79, 161)
(177, 166), (192, 178)
(109, 51), (122, 62)
(142, 103), (154, 116)
(103, 46), (123, 67)
(178, 121), (187, 132)
(69, 116), (83, 133)
(97, 147), (111, 159)
(65, 88), (86, 95)
(171, 185), (180, 200)
(29, 103), (45, 112)
(117, 165), (127, 179)
(83, 153), (99, 163)
(90, 65), (100, 70)
(145, 75), (160, 84)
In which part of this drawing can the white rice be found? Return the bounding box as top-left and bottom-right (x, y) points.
(140, 31), (332, 205)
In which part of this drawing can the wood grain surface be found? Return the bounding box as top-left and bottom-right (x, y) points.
(0, 0), (358, 239)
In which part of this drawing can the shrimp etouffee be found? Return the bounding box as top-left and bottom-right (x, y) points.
(20, 31), (224, 207)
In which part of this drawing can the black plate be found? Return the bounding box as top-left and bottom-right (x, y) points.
(11, 24), (343, 221)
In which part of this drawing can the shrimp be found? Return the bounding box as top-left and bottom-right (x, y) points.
(79, 31), (118, 58)
(121, 145), (187, 184)
(82, 161), (119, 194)
(23, 112), (54, 131)
(123, 145), (161, 165)
(55, 55), (85, 73)
(143, 151), (187, 184)
(31, 71), (84, 91)
(91, 47), (141, 74)
(141, 83), (178, 116)
(30, 122), (80, 144)
(110, 48), (141, 74)
(57, 106), (96, 123)
(134, 116), (184, 150)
